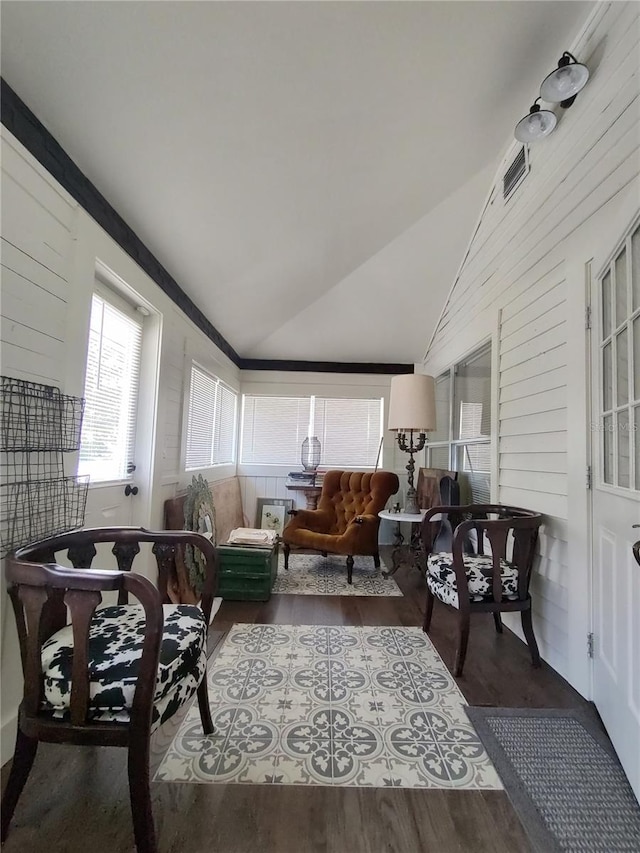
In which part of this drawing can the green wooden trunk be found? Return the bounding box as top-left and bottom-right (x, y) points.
(216, 543), (278, 601)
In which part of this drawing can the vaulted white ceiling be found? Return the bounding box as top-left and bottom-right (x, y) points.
(1, 1), (591, 364)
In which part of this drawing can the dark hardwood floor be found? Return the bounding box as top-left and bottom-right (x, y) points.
(2, 555), (592, 853)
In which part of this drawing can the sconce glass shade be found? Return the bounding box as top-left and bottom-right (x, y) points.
(301, 436), (321, 471)
(540, 53), (589, 106)
(514, 103), (557, 143)
(388, 374), (436, 432)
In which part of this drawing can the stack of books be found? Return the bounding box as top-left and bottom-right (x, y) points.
(226, 528), (277, 547)
(286, 471), (317, 486)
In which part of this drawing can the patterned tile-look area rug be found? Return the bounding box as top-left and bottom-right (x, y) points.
(271, 553), (402, 596)
(156, 624), (501, 789)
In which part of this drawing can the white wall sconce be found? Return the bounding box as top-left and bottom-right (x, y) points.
(540, 51), (589, 108)
(515, 99), (558, 143)
(514, 50), (589, 143)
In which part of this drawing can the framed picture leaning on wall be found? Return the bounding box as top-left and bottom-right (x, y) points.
(255, 498), (294, 536)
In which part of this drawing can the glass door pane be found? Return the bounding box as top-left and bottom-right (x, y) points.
(599, 221), (639, 491)
(78, 293), (142, 482)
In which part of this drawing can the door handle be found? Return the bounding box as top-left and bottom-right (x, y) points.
(124, 484), (139, 497)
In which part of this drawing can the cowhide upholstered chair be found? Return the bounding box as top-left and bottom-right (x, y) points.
(1, 527), (218, 853)
(282, 470), (399, 583)
(420, 504), (543, 676)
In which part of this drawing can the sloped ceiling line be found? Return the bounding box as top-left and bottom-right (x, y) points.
(2, 79), (412, 375)
(0, 78), (241, 366)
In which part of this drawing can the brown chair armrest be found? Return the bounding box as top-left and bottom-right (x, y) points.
(284, 509), (334, 534)
(339, 514), (379, 547)
(351, 513), (378, 526)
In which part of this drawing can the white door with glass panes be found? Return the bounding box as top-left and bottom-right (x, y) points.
(78, 283), (150, 529)
(591, 216), (640, 800)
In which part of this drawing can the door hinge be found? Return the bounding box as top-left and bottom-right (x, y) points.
(587, 632), (595, 658)
(586, 465), (592, 490)
(585, 306), (592, 329)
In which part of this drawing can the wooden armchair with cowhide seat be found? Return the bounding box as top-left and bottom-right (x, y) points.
(282, 469), (399, 584)
(1, 527), (218, 853)
(420, 504), (543, 677)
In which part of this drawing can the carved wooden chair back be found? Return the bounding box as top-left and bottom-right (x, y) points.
(420, 504), (543, 676)
(2, 527), (218, 853)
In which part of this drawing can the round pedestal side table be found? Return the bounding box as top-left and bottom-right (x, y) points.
(378, 509), (429, 577)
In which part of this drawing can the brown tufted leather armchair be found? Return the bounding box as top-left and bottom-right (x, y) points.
(282, 470), (399, 584)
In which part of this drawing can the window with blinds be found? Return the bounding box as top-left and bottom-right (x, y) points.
(241, 396), (310, 465)
(314, 397), (383, 467)
(426, 343), (492, 503)
(240, 394), (383, 467)
(78, 293), (143, 482)
(185, 363), (237, 470)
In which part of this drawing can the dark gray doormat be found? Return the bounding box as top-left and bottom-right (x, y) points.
(465, 707), (640, 852)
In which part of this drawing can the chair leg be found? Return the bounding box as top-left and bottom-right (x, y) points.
(128, 739), (157, 853)
(423, 587), (435, 633)
(283, 543), (290, 570)
(454, 612), (470, 677)
(197, 676), (215, 735)
(373, 553), (380, 569)
(346, 555), (354, 585)
(493, 612), (503, 634)
(1, 727), (38, 841)
(521, 607), (541, 667)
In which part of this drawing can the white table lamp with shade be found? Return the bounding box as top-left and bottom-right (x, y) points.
(387, 373), (437, 515)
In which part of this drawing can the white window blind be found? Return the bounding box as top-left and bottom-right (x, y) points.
(455, 347), (492, 441)
(78, 293), (143, 482)
(240, 394), (383, 467)
(314, 397), (383, 467)
(431, 372), (451, 444)
(240, 396), (311, 465)
(186, 364), (237, 470)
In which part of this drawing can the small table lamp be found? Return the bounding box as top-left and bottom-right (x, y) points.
(388, 374), (436, 514)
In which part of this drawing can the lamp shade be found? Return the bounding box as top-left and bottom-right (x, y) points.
(540, 53), (589, 105)
(514, 103), (557, 143)
(388, 374), (436, 432)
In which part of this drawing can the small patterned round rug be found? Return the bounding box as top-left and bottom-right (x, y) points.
(272, 552), (402, 596)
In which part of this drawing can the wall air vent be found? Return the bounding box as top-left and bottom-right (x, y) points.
(503, 145), (529, 200)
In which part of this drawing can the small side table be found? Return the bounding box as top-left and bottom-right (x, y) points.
(285, 484), (322, 510)
(378, 509), (428, 577)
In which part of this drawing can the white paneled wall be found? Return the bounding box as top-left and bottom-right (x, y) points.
(0, 132), (78, 768)
(1, 135), (74, 385)
(424, 1), (640, 687)
(0, 128), (241, 763)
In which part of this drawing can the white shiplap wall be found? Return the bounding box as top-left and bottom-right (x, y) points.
(0, 131), (79, 767)
(0, 127), (241, 763)
(423, 1), (640, 687)
(1, 135), (75, 385)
